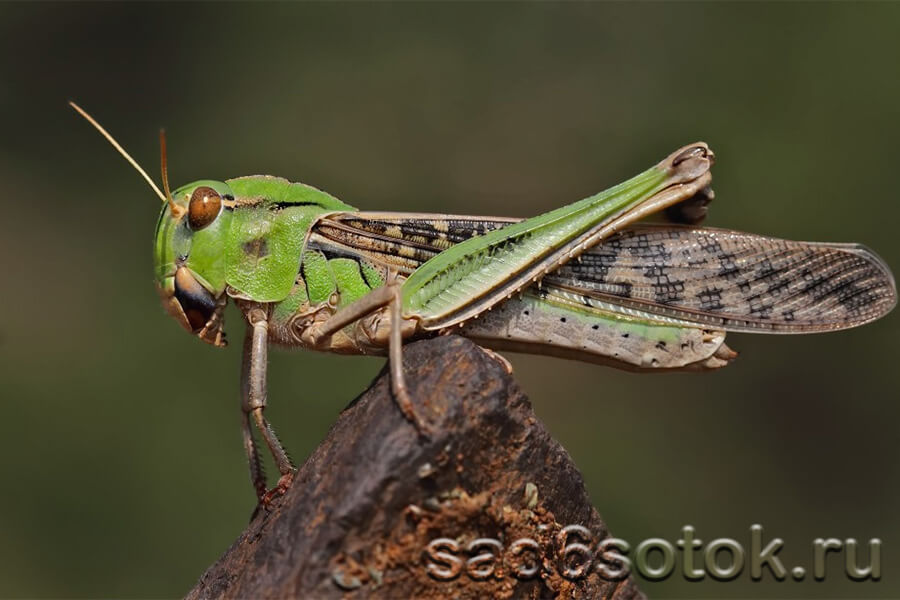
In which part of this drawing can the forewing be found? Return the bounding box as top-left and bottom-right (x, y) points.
(545, 225), (896, 333)
(312, 213), (896, 333)
(308, 212), (517, 274)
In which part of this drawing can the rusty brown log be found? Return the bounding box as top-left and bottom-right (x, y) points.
(185, 335), (645, 600)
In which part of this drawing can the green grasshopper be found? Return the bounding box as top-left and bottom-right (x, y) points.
(72, 103), (896, 504)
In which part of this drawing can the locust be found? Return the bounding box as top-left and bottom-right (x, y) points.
(71, 103), (897, 505)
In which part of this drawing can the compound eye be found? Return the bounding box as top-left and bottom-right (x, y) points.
(188, 186), (221, 230)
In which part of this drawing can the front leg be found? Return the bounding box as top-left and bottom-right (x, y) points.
(240, 326), (266, 501)
(241, 305), (296, 505)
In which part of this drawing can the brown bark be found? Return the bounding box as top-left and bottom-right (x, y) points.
(185, 336), (645, 600)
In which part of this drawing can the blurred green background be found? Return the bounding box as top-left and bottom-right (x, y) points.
(1, 2), (899, 598)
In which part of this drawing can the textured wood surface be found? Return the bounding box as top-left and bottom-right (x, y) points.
(185, 336), (645, 599)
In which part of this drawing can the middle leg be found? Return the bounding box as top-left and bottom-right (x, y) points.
(304, 274), (429, 434)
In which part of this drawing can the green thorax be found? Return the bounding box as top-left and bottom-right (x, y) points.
(154, 176), (356, 302)
(224, 176), (355, 301)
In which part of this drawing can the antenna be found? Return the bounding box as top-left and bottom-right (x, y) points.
(158, 129), (182, 216)
(68, 101), (168, 204)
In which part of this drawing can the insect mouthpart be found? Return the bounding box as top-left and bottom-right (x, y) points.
(157, 267), (227, 347)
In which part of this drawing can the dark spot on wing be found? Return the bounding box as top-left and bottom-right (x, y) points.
(697, 286), (724, 311)
(644, 265), (685, 304)
(751, 258), (781, 283)
(614, 282), (633, 298)
(717, 252), (740, 280)
(766, 278), (791, 296)
(747, 294), (774, 319)
(698, 235), (724, 256)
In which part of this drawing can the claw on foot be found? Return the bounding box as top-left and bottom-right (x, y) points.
(260, 471), (296, 508)
(398, 397), (433, 439)
(392, 377), (434, 439)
